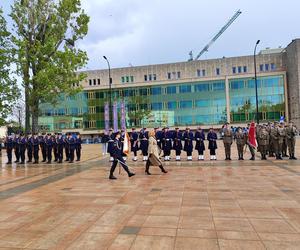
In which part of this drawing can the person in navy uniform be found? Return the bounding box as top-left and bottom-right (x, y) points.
(155, 127), (162, 150)
(207, 127), (218, 160)
(107, 129), (114, 162)
(120, 129), (128, 161)
(31, 133), (40, 164)
(130, 128), (139, 161)
(68, 133), (76, 163)
(53, 133), (58, 162)
(46, 133), (53, 163)
(75, 132), (82, 161)
(56, 133), (64, 163)
(39, 133), (47, 162)
(26, 133), (33, 163)
(13, 133), (20, 163)
(19, 133), (27, 164)
(172, 127), (182, 161)
(183, 127), (194, 161)
(139, 128), (149, 161)
(162, 127), (172, 161)
(64, 133), (70, 162)
(109, 131), (135, 180)
(195, 127), (205, 160)
(5, 135), (14, 164)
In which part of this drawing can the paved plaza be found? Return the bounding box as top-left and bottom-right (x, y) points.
(0, 142), (300, 250)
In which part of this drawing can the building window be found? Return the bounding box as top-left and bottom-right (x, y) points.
(259, 64), (264, 71)
(97, 79), (100, 85)
(195, 83), (209, 92)
(144, 75), (147, 81)
(153, 74), (157, 81)
(166, 86), (176, 94)
(130, 76), (134, 82)
(243, 66), (247, 73)
(179, 85), (191, 93)
(213, 82), (225, 91)
(121, 77), (125, 83)
(89, 79), (92, 86)
(195, 99), (210, 107)
(93, 79), (96, 85)
(216, 68), (220, 76)
(151, 87), (162, 95)
(89, 106), (96, 114)
(139, 88), (148, 96)
(271, 63), (276, 70)
(177, 72), (181, 79)
(149, 74), (152, 81)
(180, 100), (193, 109)
(232, 67), (236, 74)
(152, 103), (163, 110)
(167, 101), (177, 109)
(167, 72), (171, 79)
(238, 66), (242, 73)
(265, 64), (269, 71)
(197, 69), (201, 77)
(126, 76), (129, 83)
(202, 69), (206, 77)
(88, 92), (95, 99)
(88, 120), (96, 128)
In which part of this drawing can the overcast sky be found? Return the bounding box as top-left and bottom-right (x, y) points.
(2, 0), (300, 70)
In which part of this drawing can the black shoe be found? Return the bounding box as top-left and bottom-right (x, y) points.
(58, 160), (62, 163)
(250, 157), (255, 161)
(145, 171), (151, 175)
(27, 160), (32, 163)
(241, 158), (244, 160)
(42, 160), (46, 162)
(159, 166), (168, 173)
(47, 161), (51, 164)
(76, 159), (80, 161)
(6, 161), (12, 164)
(20, 162), (25, 164)
(109, 175), (117, 180)
(14, 160), (19, 163)
(128, 172), (135, 178)
(69, 161), (74, 163)
(33, 161), (38, 164)
(228, 158), (232, 161)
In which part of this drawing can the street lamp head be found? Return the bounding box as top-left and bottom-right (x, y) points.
(256, 40), (260, 45)
(103, 56), (107, 60)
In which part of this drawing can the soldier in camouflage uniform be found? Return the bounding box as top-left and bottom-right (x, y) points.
(223, 123), (233, 160)
(235, 127), (246, 160)
(270, 122), (281, 160)
(278, 122), (286, 159)
(258, 125), (269, 160)
(282, 124), (288, 157)
(286, 122), (297, 160)
(267, 122), (274, 157)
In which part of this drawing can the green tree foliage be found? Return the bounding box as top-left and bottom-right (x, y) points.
(0, 8), (20, 126)
(10, 0), (89, 132)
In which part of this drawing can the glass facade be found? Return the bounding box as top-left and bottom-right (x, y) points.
(38, 75), (285, 131)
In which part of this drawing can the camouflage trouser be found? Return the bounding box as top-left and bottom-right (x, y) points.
(237, 144), (244, 158)
(248, 144), (255, 157)
(282, 138), (288, 156)
(272, 140), (279, 156)
(224, 143), (231, 158)
(268, 140), (274, 155)
(278, 140), (283, 156)
(287, 138), (296, 155)
(260, 145), (268, 157)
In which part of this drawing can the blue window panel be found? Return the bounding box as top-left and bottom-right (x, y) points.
(151, 87), (162, 95)
(202, 69), (206, 76)
(180, 100), (193, 108)
(265, 64), (269, 71)
(153, 74), (157, 81)
(167, 101), (177, 109)
(213, 82), (225, 91)
(238, 66), (242, 73)
(144, 75), (147, 81)
(271, 63), (276, 70)
(231, 97), (244, 106)
(195, 99), (210, 107)
(152, 103), (162, 110)
(194, 83), (209, 92)
(58, 109), (65, 116)
(214, 98), (226, 106)
(139, 88), (148, 95)
(166, 86), (176, 94)
(216, 68), (220, 75)
(259, 64), (264, 71)
(179, 85), (191, 93)
(83, 107), (88, 113)
(232, 67), (236, 74)
(71, 108), (78, 115)
(230, 80), (244, 89)
(243, 66), (247, 72)
(195, 115), (211, 124)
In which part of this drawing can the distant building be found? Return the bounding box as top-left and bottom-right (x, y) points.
(39, 39), (300, 134)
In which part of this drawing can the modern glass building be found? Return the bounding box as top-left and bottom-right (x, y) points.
(38, 38), (300, 135)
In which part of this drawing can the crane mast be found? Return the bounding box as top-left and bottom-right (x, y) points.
(192, 10), (242, 61)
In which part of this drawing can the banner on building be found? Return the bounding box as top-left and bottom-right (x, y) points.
(113, 101), (118, 132)
(121, 100), (126, 130)
(104, 102), (110, 134)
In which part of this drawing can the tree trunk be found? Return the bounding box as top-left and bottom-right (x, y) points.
(31, 101), (39, 134)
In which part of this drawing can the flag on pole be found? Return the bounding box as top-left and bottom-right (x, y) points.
(104, 102), (109, 134)
(123, 132), (131, 155)
(113, 101), (118, 132)
(248, 122), (257, 148)
(121, 100), (126, 130)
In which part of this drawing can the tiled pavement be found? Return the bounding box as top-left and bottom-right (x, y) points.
(0, 142), (300, 249)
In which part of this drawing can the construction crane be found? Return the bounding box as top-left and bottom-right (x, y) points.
(189, 10), (242, 61)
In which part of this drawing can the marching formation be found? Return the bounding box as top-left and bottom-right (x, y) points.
(103, 121), (298, 163)
(3, 132), (82, 165)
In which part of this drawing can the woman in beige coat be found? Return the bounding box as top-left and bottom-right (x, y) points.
(145, 130), (168, 175)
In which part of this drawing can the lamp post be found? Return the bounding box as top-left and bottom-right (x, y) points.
(254, 40), (260, 124)
(103, 56), (112, 128)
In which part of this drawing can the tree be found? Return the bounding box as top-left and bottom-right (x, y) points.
(0, 8), (20, 126)
(127, 96), (151, 127)
(10, 0), (89, 132)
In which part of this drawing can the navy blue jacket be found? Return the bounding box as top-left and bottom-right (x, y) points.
(207, 131), (218, 149)
(195, 130), (205, 151)
(172, 131), (182, 150)
(183, 131), (194, 152)
(112, 138), (123, 159)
